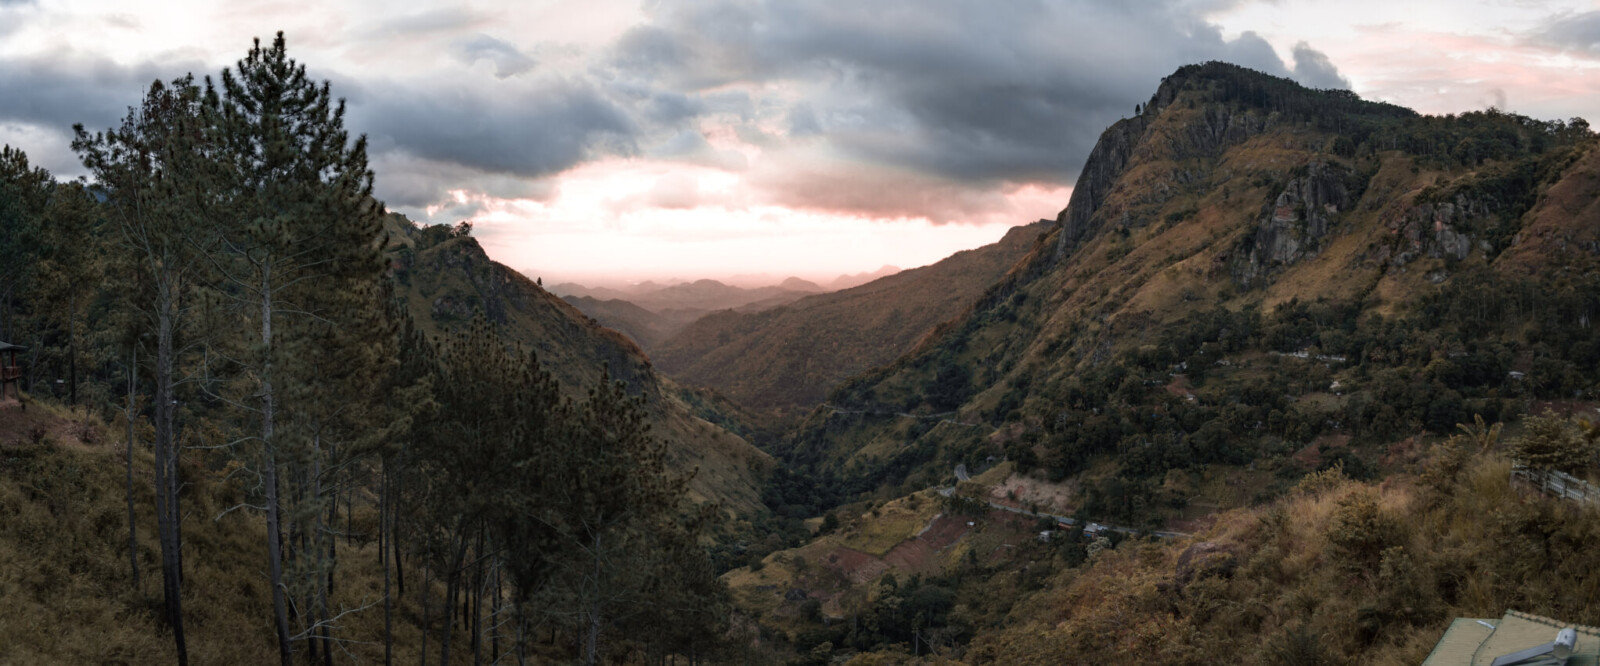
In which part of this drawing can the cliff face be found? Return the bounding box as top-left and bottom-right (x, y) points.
(1055, 72), (1272, 260)
(1232, 161), (1358, 286)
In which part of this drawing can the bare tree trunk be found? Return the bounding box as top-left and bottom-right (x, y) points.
(323, 462), (337, 666)
(126, 346), (140, 589)
(421, 566), (432, 666)
(441, 530), (469, 666)
(68, 292), (77, 406)
(382, 465), (394, 666)
(470, 530), (483, 665)
(154, 286), (188, 666)
(586, 532), (602, 666)
(262, 267), (294, 666)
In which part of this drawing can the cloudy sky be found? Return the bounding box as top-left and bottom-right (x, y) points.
(2, 0), (1597, 286)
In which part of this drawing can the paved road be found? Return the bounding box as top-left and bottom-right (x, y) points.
(938, 467), (1188, 540)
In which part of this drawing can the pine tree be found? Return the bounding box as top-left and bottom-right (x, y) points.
(73, 76), (212, 666)
(547, 368), (692, 666)
(0, 145), (51, 355)
(203, 32), (386, 665)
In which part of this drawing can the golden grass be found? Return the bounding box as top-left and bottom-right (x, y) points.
(0, 402), (504, 664)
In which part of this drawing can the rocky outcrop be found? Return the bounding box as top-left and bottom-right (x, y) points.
(1055, 72), (1271, 261)
(1233, 162), (1357, 287)
(1054, 115), (1154, 258)
(1378, 194), (1493, 267)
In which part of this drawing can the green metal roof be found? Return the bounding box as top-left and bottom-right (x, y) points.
(0, 341), (24, 353)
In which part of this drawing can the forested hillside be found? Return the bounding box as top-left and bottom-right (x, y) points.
(783, 62), (1600, 511)
(711, 62), (1600, 664)
(382, 214), (772, 515)
(0, 34), (766, 665)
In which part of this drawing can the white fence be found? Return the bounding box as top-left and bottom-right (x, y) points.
(1511, 466), (1600, 504)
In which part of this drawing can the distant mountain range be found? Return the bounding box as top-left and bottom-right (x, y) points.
(649, 221), (1050, 411)
(550, 275), (852, 350)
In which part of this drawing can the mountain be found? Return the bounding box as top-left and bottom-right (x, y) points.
(830, 265), (902, 291)
(650, 221), (1049, 411)
(782, 61), (1598, 505)
(384, 216), (773, 514)
(630, 278), (815, 312)
(704, 61), (1600, 663)
(558, 295), (707, 350)
(554, 278), (831, 350)
(779, 276), (826, 292)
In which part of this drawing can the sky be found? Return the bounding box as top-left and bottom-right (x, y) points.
(1, 0), (1597, 286)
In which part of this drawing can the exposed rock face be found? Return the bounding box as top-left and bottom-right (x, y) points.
(1055, 74), (1271, 261)
(1383, 194), (1491, 266)
(1234, 161), (1357, 287)
(1055, 115), (1153, 257)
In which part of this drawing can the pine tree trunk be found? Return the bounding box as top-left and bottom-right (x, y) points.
(154, 285), (188, 666)
(381, 464), (394, 666)
(470, 531), (483, 665)
(68, 292), (77, 405)
(262, 269), (294, 666)
(586, 532), (602, 666)
(441, 531), (469, 666)
(126, 346), (139, 589)
(323, 468), (337, 666)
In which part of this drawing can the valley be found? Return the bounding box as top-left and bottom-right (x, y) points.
(2, 18), (1599, 666)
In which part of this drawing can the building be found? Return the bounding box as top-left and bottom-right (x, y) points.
(0, 341), (23, 400)
(1424, 609), (1600, 665)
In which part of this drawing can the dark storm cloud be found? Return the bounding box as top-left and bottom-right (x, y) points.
(606, 0), (1320, 190)
(0, 52), (207, 135)
(1291, 42), (1351, 90)
(452, 34), (538, 79)
(1531, 10), (1600, 56)
(352, 77), (638, 205)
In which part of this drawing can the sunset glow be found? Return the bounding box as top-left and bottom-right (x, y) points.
(2, 0), (1597, 285)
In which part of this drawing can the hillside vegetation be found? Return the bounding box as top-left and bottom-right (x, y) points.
(784, 62), (1599, 514)
(652, 221), (1049, 412)
(385, 215), (772, 515)
(0, 36), (772, 665)
(729, 420), (1600, 664)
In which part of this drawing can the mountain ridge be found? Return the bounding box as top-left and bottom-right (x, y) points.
(650, 220), (1051, 412)
(786, 61), (1598, 500)
(384, 216), (773, 515)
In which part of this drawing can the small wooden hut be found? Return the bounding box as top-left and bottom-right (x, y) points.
(0, 341), (24, 400)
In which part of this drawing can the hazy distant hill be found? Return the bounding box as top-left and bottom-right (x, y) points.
(558, 295), (708, 350)
(384, 217), (772, 514)
(552, 277), (830, 349)
(650, 221), (1049, 411)
(829, 265), (901, 290)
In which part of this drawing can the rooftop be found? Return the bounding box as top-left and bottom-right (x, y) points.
(1424, 610), (1600, 666)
